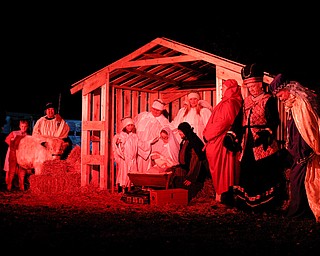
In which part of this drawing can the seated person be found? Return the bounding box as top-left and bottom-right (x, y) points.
(168, 122), (210, 201)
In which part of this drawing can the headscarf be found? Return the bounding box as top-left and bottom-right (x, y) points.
(187, 91), (201, 100)
(178, 122), (206, 160)
(178, 122), (194, 139)
(160, 126), (180, 164)
(221, 79), (243, 103)
(121, 117), (134, 129)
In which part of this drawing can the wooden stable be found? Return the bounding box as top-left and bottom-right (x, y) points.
(70, 37), (282, 192)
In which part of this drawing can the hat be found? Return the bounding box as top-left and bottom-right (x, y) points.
(45, 102), (55, 111)
(241, 63), (264, 84)
(121, 117), (134, 128)
(152, 99), (165, 111)
(268, 73), (288, 94)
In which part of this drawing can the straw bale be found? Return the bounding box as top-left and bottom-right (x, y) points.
(29, 172), (80, 194)
(29, 145), (81, 194)
(65, 145), (81, 173)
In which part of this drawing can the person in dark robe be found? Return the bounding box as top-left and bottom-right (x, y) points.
(227, 63), (287, 213)
(269, 73), (320, 221)
(168, 122), (210, 201)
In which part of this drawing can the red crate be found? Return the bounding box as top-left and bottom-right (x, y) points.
(149, 188), (188, 206)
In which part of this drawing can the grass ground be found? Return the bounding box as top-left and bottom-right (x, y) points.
(0, 179), (319, 255)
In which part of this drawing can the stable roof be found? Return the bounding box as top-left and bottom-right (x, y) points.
(70, 37), (273, 100)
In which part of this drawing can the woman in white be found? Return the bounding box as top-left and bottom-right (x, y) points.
(170, 91), (212, 143)
(147, 126), (180, 173)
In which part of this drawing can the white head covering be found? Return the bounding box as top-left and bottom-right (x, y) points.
(159, 126), (180, 165)
(152, 99), (165, 111)
(121, 117), (134, 129)
(187, 92), (200, 100)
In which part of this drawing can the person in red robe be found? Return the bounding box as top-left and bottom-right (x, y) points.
(203, 79), (243, 205)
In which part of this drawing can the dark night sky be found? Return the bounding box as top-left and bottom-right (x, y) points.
(2, 5), (320, 120)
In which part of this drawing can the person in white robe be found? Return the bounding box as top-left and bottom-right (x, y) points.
(32, 102), (70, 139)
(134, 99), (170, 173)
(170, 91), (212, 143)
(147, 126), (180, 173)
(112, 117), (139, 192)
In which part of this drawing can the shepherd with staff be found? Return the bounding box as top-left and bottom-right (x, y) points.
(32, 95), (71, 158)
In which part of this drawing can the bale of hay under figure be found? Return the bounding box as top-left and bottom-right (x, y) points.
(29, 145), (81, 194)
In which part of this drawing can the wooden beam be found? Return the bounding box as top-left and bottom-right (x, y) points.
(82, 121), (105, 131)
(112, 85), (155, 93)
(111, 55), (199, 69)
(122, 68), (179, 86)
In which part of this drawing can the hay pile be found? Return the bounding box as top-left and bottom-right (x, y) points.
(29, 145), (81, 194)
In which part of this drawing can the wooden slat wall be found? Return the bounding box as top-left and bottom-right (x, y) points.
(140, 92), (148, 113)
(132, 91), (139, 117)
(104, 88), (217, 191)
(123, 90), (131, 117)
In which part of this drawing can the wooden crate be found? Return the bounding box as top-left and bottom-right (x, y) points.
(128, 172), (172, 189)
(120, 189), (150, 204)
(149, 188), (188, 206)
